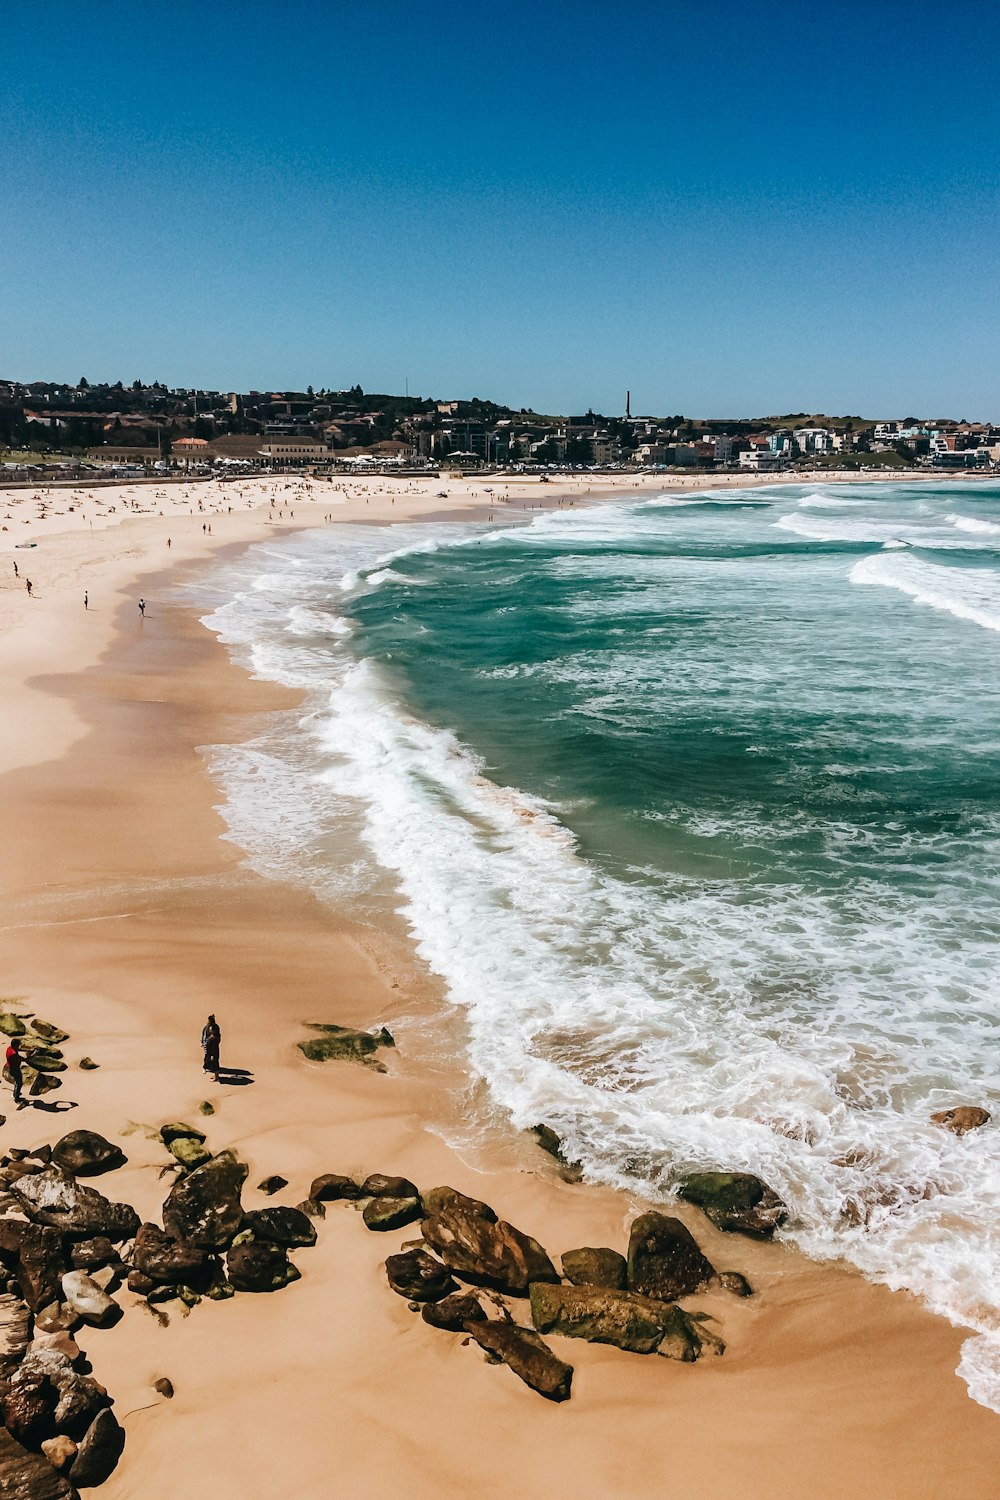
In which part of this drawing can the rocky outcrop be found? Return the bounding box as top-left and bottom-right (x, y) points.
(309, 1174), (361, 1202)
(421, 1188), (559, 1295)
(464, 1321), (573, 1402)
(931, 1106), (991, 1136)
(69, 1240), (118, 1274)
(529, 1282), (718, 1359)
(298, 1023), (395, 1068)
(0, 1221), (66, 1311)
(132, 1224), (208, 1286)
(225, 1238), (299, 1293)
(362, 1197), (422, 1232)
(361, 1174), (419, 1200)
(385, 1250), (457, 1302)
(162, 1152), (247, 1250)
(242, 1207), (316, 1248)
(420, 1292), (486, 1330)
(50, 1134), (124, 1179)
(626, 1213), (716, 1301)
(12, 1171), (139, 1244)
(0, 1427), (76, 1499)
(560, 1247), (627, 1290)
(0, 1293), (31, 1368)
(676, 1172), (788, 1239)
(69, 1409), (125, 1488)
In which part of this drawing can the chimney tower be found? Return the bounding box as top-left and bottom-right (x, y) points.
(626, 390), (631, 419)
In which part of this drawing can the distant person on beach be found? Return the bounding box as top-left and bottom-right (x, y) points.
(138, 597), (145, 617)
(25, 579), (32, 597)
(5, 1038), (23, 1104)
(12, 561), (17, 578)
(201, 1014), (221, 1081)
(84, 590), (88, 610)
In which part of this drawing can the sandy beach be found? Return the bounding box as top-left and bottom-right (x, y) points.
(2, 469), (999, 1499)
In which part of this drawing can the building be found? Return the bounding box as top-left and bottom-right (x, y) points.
(258, 441), (330, 467)
(739, 449), (788, 471)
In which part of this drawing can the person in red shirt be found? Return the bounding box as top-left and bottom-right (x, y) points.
(5, 1038), (23, 1104)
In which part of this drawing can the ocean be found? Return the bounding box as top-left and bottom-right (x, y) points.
(201, 479), (1000, 1408)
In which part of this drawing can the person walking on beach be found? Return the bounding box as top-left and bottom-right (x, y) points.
(201, 1014), (221, 1082)
(25, 579), (32, 597)
(138, 597), (145, 618)
(12, 561), (17, 579)
(84, 590), (88, 610)
(5, 1038), (24, 1105)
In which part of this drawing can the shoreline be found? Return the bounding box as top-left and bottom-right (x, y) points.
(1, 474), (999, 1496)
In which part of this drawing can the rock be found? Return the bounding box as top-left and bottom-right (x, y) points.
(198, 1100), (214, 1115)
(89, 1266), (118, 1292)
(23, 1048), (65, 1074)
(226, 1239), (300, 1293)
(298, 1023), (392, 1067)
(256, 1176), (288, 1196)
(362, 1196), (422, 1232)
(30, 1022), (69, 1045)
(0, 1292), (31, 1367)
(33, 1304), (77, 1335)
(242, 1207), (317, 1248)
(0, 1362), (55, 1445)
(718, 1270), (753, 1297)
(464, 1321), (572, 1402)
(361, 1174), (419, 1200)
(530, 1124), (582, 1178)
(153, 1377), (174, 1399)
(626, 1213), (716, 1301)
(529, 1282), (710, 1358)
(421, 1291), (487, 1331)
(296, 1199), (325, 1219)
(560, 1247), (627, 1290)
(676, 1172), (788, 1239)
(13, 1169), (140, 1243)
(421, 1186), (497, 1221)
(40, 1435), (77, 1472)
(0, 1220), (66, 1311)
(70, 1408), (125, 1487)
(61, 1271), (118, 1328)
(78, 1058), (99, 1071)
(0, 1013), (27, 1037)
(421, 1191), (559, 1295)
(133, 1223), (208, 1285)
(167, 1137), (212, 1171)
(385, 1249), (457, 1302)
(127, 1270), (157, 1296)
(29, 1331), (80, 1363)
(0, 1427), (76, 1499)
(51, 1132), (125, 1178)
(20, 1349), (108, 1433)
(160, 1122), (207, 1145)
(931, 1106), (991, 1136)
(162, 1151), (247, 1249)
(70, 1238), (118, 1273)
(27, 1071), (62, 1096)
(309, 1174), (361, 1202)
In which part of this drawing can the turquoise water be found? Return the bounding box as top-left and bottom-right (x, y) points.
(206, 480), (1000, 1407)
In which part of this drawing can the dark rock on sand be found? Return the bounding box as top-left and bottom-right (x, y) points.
(256, 1176), (288, 1196)
(70, 1408), (126, 1487)
(529, 1282), (710, 1359)
(0, 1361), (55, 1445)
(465, 1320), (572, 1402)
(242, 1207), (317, 1248)
(70, 1239), (119, 1273)
(309, 1174), (361, 1202)
(361, 1174), (419, 1201)
(78, 1058), (99, 1071)
(29, 1021), (69, 1045)
(626, 1213), (716, 1301)
(160, 1123), (206, 1146)
(13, 1170), (139, 1244)
(0, 1013), (28, 1038)
(931, 1105), (991, 1135)
(127, 1270), (157, 1296)
(385, 1249), (457, 1302)
(153, 1377), (174, 1398)
(676, 1171), (788, 1239)
(717, 1270), (753, 1297)
(167, 1137), (212, 1171)
(226, 1238), (300, 1293)
(421, 1186), (496, 1221)
(560, 1247), (627, 1290)
(0, 1292), (31, 1368)
(19, 1349), (109, 1434)
(0, 1427), (76, 1499)
(162, 1151), (247, 1250)
(51, 1132), (125, 1178)
(298, 1023), (393, 1068)
(296, 1198), (325, 1219)
(0, 1221), (66, 1311)
(133, 1224), (208, 1286)
(23, 1048), (66, 1074)
(421, 1291), (487, 1330)
(421, 1189), (559, 1295)
(362, 1196), (422, 1232)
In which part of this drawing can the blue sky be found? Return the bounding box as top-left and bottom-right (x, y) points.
(3, 1), (998, 417)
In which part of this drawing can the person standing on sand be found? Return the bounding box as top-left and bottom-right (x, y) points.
(25, 579), (32, 597)
(12, 561), (17, 578)
(138, 597), (145, 617)
(5, 1038), (24, 1104)
(84, 590), (88, 610)
(201, 1014), (221, 1081)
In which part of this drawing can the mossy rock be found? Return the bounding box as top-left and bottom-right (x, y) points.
(362, 1195), (422, 1232)
(0, 1013), (28, 1038)
(79, 1057), (100, 1071)
(168, 1136), (213, 1171)
(298, 1024), (393, 1068)
(24, 1047), (65, 1073)
(27, 1068), (62, 1096)
(30, 1020), (69, 1044)
(160, 1122), (207, 1146)
(198, 1101), (214, 1116)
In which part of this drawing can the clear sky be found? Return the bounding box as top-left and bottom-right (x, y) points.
(3, 1), (998, 417)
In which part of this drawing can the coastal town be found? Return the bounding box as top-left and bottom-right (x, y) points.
(2, 375), (998, 481)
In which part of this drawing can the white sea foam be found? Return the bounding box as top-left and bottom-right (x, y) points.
(946, 512), (1000, 536)
(851, 552), (1000, 633)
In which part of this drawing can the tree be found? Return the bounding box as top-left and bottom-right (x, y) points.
(79, 376), (89, 390)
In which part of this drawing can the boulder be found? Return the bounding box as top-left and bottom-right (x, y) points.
(51, 1132), (125, 1178)
(69, 1238), (118, 1273)
(718, 1270), (753, 1297)
(0, 1362), (55, 1445)
(0, 1427), (76, 1499)
(421, 1186), (496, 1221)
(40, 1435), (77, 1472)
(362, 1196), (422, 1232)
(226, 1239), (300, 1293)
(560, 1247), (627, 1290)
(931, 1106), (991, 1136)
(30, 1021), (69, 1045)
(464, 1321), (573, 1402)
(385, 1249), (457, 1302)
(0, 1013), (27, 1038)
(242, 1207), (316, 1248)
(296, 1199), (325, 1219)
(198, 1100), (214, 1115)
(626, 1213), (716, 1301)
(167, 1137), (212, 1171)
(421, 1193), (559, 1295)
(421, 1292), (487, 1331)
(162, 1151), (247, 1250)
(0, 1221), (66, 1311)
(27, 1071), (62, 1096)
(309, 1173), (360, 1202)
(159, 1122), (206, 1145)
(361, 1174), (419, 1200)
(298, 1023), (392, 1067)
(256, 1176), (288, 1196)
(13, 1170), (139, 1243)
(20, 1349), (108, 1433)
(78, 1058), (99, 1072)
(61, 1271), (118, 1328)
(676, 1172), (788, 1239)
(70, 1408), (125, 1488)
(0, 1292), (31, 1367)
(133, 1223), (208, 1286)
(529, 1282), (710, 1359)
(23, 1048), (65, 1074)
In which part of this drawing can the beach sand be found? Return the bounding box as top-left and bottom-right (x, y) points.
(1, 470), (998, 1499)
